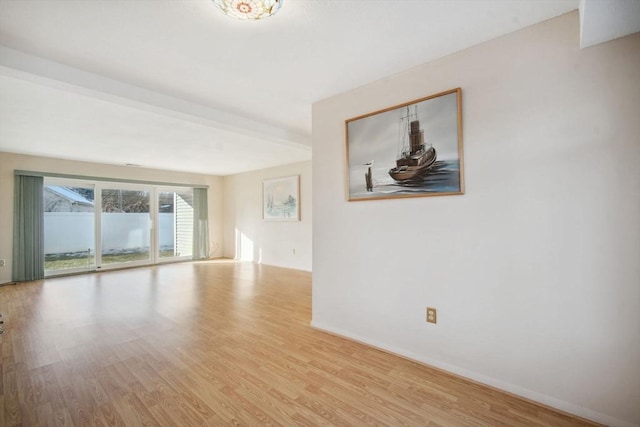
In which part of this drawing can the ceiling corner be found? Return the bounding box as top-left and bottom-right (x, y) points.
(579, 0), (640, 48)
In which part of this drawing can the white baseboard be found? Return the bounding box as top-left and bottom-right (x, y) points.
(310, 321), (638, 427)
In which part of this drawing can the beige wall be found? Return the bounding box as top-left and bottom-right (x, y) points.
(223, 161), (312, 271)
(0, 152), (224, 284)
(312, 12), (639, 427)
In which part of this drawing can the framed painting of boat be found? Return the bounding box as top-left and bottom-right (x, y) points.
(263, 175), (300, 221)
(345, 88), (464, 201)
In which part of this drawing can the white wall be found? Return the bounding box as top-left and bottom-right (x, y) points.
(223, 161), (311, 271)
(0, 152), (224, 284)
(312, 12), (639, 427)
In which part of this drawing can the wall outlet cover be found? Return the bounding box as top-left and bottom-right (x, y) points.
(426, 307), (437, 324)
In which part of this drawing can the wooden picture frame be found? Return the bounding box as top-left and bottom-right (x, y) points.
(345, 88), (464, 201)
(263, 175), (300, 221)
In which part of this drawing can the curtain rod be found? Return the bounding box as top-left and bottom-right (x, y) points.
(14, 170), (209, 189)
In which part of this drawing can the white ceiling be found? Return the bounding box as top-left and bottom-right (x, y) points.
(0, 0), (634, 176)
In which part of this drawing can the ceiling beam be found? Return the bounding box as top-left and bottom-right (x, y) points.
(0, 45), (311, 151)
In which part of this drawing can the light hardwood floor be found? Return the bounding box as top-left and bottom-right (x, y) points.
(1, 261), (599, 426)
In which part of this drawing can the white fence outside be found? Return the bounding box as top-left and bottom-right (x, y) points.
(44, 212), (175, 254)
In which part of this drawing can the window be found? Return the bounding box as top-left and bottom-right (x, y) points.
(43, 178), (197, 277)
(158, 189), (194, 259)
(44, 180), (95, 275)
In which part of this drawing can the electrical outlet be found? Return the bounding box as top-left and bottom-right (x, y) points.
(426, 307), (437, 324)
(0, 259), (5, 267)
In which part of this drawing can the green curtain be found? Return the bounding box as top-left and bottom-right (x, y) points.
(192, 187), (210, 260)
(13, 174), (44, 282)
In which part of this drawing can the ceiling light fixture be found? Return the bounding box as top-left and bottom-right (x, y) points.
(213, 0), (282, 21)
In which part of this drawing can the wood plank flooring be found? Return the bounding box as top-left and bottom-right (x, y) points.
(1, 261), (599, 426)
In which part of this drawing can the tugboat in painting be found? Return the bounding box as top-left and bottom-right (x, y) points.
(388, 106), (437, 184)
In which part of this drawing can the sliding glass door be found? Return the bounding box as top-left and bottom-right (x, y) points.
(98, 186), (152, 269)
(44, 179), (197, 276)
(158, 188), (193, 261)
(44, 179), (96, 276)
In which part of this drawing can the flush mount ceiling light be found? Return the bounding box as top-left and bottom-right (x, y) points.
(213, 0), (282, 21)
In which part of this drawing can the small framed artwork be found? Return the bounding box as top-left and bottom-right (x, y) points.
(345, 87), (464, 201)
(263, 175), (300, 221)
